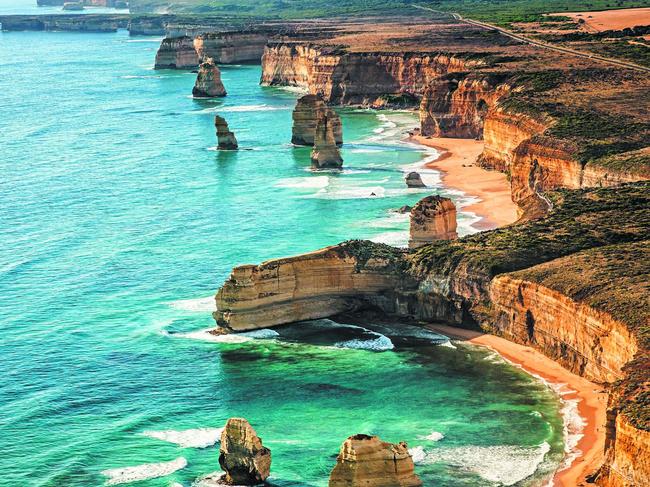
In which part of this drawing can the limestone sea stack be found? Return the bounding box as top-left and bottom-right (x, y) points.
(192, 58), (226, 98)
(329, 434), (422, 487)
(215, 115), (238, 150)
(292, 94), (342, 146)
(311, 113), (343, 169)
(219, 418), (271, 485)
(409, 195), (458, 248)
(405, 172), (426, 188)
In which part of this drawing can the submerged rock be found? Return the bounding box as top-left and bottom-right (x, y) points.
(329, 434), (422, 487)
(409, 195), (458, 248)
(219, 418), (271, 485)
(193, 58), (227, 98)
(292, 94), (342, 146)
(405, 172), (426, 188)
(396, 205), (412, 214)
(215, 115), (238, 150)
(311, 113), (343, 169)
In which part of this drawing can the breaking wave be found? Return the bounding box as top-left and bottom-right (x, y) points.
(164, 327), (279, 344)
(142, 427), (224, 448)
(102, 457), (187, 485)
(275, 176), (330, 189)
(418, 431), (445, 442)
(415, 442), (551, 486)
(168, 296), (216, 312)
(335, 334), (394, 351)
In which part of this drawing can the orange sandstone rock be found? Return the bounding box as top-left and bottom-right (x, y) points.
(409, 196), (457, 248)
(292, 94), (342, 146)
(219, 418), (271, 485)
(311, 112), (343, 169)
(193, 58), (226, 98)
(215, 116), (238, 150)
(329, 434), (422, 487)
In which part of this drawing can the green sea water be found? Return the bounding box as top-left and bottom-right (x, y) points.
(0, 29), (570, 486)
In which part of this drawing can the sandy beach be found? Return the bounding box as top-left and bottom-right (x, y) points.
(426, 324), (608, 487)
(409, 135), (519, 230)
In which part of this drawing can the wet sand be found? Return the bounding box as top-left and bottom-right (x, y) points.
(426, 324), (608, 487)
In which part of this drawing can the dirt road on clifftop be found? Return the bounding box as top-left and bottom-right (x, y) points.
(414, 5), (650, 73)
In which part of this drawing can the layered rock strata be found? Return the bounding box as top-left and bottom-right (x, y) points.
(214, 241), (406, 331)
(292, 94), (342, 146)
(194, 32), (270, 64)
(404, 172), (425, 188)
(215, 116), (238, 150)
(261, 43), (483, 105)
(409, 196), (457, 248)
(219, 418), (271, 485)
(154, 36), (199, 69)
(329, 434), (422, 487)
(192, 58), (226, 98)
(311, 113), (343, 169)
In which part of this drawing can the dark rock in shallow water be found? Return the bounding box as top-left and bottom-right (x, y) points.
(219, 418), (271, 485)
(405, 172), (426, 188)
(215, 115), (238, 150)
(396, 205), (412, 214)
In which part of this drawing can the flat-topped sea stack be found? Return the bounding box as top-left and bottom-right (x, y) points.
(154, 36), (199, 69)
(219, 418), (271, 485)
(193, 58), (226, 98)
(404, 172), (426, 188)
(311, 113), (343, 169)
(215, 116), (238, 150)
(292, 94), (342, 146)
(329, 434), (422, 487)
(194, 31), (271, 64)
(409, 195), (458, 248)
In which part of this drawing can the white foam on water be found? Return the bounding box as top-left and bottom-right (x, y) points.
(121, 75), (163, 79)
(419, 442), (551, 486)
(335, 333), (395, 351)
(274, 85), (309, 94)
(220, 104), (289, 113)
(102, 457), (187, 485)
(142, 427), (224, 448)
(168, 296), (216, 312)
(419, 431), (445, 442)
(409, 446), (427, 464)
(275, 176), (330, 189)
(308, 185), (387, 200)
(168, 327), (279, 344)
(437, 340), (457, 349)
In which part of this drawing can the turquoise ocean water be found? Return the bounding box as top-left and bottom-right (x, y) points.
(1, 29), (569, 486)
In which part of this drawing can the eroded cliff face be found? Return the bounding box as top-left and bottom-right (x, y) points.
(214, 242), (407, 331)
(261, 43), (483, 105)
(194, 32), (269, 64)
(154, 36), (199, 69)
(490, 276), (637, 384)
(409, 195), (457, 248)
(420, 78), (511, 139)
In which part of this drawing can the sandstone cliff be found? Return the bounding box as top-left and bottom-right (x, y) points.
(214, 242), (406, 331)
(194, 31), (269, 64)
(409, 196), (457, 248)
(192, 58), (226, 98)
(292, 94), (342, 146)
(261, 43), (483, 105)
(329, 434), (422, 487)
(154, 36), (199, 69)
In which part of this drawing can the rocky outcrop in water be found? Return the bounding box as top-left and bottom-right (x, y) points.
(409, 196), (457, 248)
(219, 418), (271, 485)
(311, 113), (343, 169)
(215, 116), (238, 150)
(329, 434), (422, 487)
(404, 172), (425, 188)
(154, 36), (199, 69)
(193, 58), (226, 98)
(292, 94), (342, 146)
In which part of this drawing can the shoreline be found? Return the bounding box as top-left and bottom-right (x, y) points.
(426, 324), (608, 487)
(408, 135), (519, 231)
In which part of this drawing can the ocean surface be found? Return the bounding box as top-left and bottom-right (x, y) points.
(0, 0), (128, 15)
(1, 30), (570, 486)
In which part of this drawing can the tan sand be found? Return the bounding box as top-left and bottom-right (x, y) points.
(409, 135), (519, 230)
(551, 7), (650, 32)
(426, 323), (608, 487)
